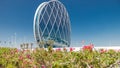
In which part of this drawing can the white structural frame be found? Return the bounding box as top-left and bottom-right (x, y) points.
(33, 0), (71, 47)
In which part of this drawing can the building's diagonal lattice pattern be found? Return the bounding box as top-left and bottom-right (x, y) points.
(34, 0), (71, 47)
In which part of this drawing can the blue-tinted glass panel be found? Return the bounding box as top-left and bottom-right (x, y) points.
(46, 5), (52, 16)
(39, 19), (45, 32)
(50, 13), (55, 24)
(43, 11), (49, 23)
(43, 28), (48, 39)
(53, 7), (57, 16)
(47, 21), (52, 32)
(54, 22), (57, 32)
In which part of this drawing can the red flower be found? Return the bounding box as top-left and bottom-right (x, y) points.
(82, 44), (94, 51)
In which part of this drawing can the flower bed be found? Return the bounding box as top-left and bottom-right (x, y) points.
(0, 45), (120, 68)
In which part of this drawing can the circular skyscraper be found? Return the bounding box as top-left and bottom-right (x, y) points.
(34, 0), (71, 47)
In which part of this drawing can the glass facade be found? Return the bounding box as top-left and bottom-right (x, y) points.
(34, 0), (71, 47)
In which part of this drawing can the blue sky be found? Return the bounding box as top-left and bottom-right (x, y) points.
(0, 0), (120, 47)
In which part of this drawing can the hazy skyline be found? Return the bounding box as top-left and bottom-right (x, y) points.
(0, 0), (120, 48)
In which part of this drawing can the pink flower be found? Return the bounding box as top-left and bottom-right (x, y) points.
(70, 48), (75, 52)
(26, 54), (31, 59)
(41, 65), (46, 68)
(23, 60), (28, 64)
(89, 43), (94, 48)
(100, 49), (107, 53)
(19, 55), (23, 60)
(33, 65), (37, 68)
(15, 49), (19, 53)
(56, 48), (61, 51)
(63, 48), (67, 51)
(117, 49), (120, 52)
